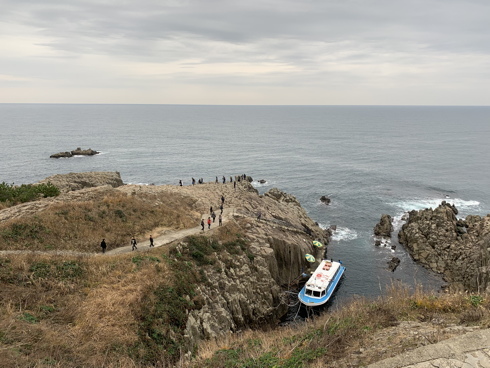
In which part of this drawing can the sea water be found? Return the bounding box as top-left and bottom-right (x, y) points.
(1, 104), (489, 306)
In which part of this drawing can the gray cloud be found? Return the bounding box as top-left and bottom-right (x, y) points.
(1, 0), (490, 104)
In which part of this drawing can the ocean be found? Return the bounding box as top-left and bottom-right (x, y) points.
(1, 104), (489, 305)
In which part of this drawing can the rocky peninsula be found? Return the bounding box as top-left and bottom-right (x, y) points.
(0, 173), (489, 367)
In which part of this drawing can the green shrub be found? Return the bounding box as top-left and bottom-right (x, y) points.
(19, 312), (38, 324)
(0, 182), (60, 206)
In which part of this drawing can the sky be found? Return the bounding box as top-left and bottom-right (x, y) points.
(1, 0), (490, 105)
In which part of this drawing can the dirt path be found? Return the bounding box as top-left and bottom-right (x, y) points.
(105, 206), (237, 255)
(0, 207), (238, 257)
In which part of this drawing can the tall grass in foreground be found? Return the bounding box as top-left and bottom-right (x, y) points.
(187, 285), (490, 368)
(0, 249), (489, 367)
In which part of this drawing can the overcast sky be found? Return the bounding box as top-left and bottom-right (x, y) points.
(1, 0), (489, 105)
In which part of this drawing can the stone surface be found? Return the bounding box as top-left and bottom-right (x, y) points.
(368, 328), (490, 368)
(374, 214), (394, 237)
(398, 201), (490, 292)
(50, 147), (99, 158)
(38, 171), (124, 192)
(320, 195), (331, 205)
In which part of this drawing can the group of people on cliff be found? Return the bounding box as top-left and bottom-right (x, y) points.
(180, 174), (248, 188)
(99, 191), (230, 253)
(201, 195), (225, 231)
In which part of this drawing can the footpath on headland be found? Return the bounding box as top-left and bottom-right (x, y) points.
(106, 206), (237, 255)
(0, 206), (239, 257)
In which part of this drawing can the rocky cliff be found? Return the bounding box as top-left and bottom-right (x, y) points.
(398, 201), (490, 292)
(178, 184), (330, 347)
(2, 172), (330, 353)
(37, 171), (124, 192)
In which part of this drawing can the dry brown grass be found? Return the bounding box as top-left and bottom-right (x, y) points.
(185, 284), (490, 368)
(1, 250), (489, 368)
(0, 190), (199, 252)
(0, 251), (174, 368)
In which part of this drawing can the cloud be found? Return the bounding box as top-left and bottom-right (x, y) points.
(1, 0), (490, 104)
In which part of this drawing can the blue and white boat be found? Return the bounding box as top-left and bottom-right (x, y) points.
(298, 259), (345, 307)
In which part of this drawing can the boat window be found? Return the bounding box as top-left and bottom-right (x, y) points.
(321, 290), (326, 297)
(313, 291), (321, 297)
(305, 289), (313, 296)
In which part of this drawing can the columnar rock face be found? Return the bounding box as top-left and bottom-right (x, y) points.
(183, 187), (330, 346)
(38, 171), (124, 192)
(398, 201), (490, 292)
(374, 214), (394, 238)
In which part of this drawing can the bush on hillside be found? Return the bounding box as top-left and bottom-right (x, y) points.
(0, 182), (60, 206)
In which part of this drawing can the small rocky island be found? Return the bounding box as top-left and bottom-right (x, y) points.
(50, 147), (99, 158)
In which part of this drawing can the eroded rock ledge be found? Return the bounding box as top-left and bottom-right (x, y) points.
(38, 171), (123, 192)
(398, 201), (490, 292)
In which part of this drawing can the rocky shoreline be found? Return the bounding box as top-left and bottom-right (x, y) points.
(398, 201), (490, 292)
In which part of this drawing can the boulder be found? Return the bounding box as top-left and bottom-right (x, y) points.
(264, 188), (300, 206)
(387, 257), (401, 272)
(71, 147), (99, 156)
(50, 151), (73, 158)
(374, 214), (394, 238)
(258, 179), (267, 184)
(320, 195), (331, 205)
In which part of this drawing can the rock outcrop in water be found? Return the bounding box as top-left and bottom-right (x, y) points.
(320, 195), (331, 205)
(398, 201), (490, 292)
(374, 214), (394, 238)
(50, 147), (99, 158)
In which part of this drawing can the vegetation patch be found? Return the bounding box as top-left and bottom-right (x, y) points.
(133, 249), (205, 365)
(0, 182), (60, 206)
(18, 312), (39, 324)
(0, 191), (198, 251)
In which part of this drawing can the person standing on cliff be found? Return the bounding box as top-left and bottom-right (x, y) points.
(211, 211), (216, 223)
(221, 195), (225, 205)
(100, 239), (107, 253)
(210, 206), (213, 215)
(207, 217), (212, 229)
(219, 214), (222, 226)
(149, 235), (154, 248)
(220, 204), (223, 214)
(131, 237), (137, 251)
(179, 180), (182, 186)
(201, 219), (205, 231)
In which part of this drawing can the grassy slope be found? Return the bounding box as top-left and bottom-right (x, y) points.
(0, 189), (198, 252)
(0, 188), (489, 367)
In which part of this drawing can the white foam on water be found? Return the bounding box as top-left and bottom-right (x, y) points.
(252, 180), (274, 188)
(390, 197), (481, 231)
(319, 223), (358, 242)
(392, 197), (480, 214)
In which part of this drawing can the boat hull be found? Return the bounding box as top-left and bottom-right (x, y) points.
(298, 263), (345, 307)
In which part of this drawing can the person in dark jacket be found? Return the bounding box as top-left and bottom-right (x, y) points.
(100, 239), (107, 253)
